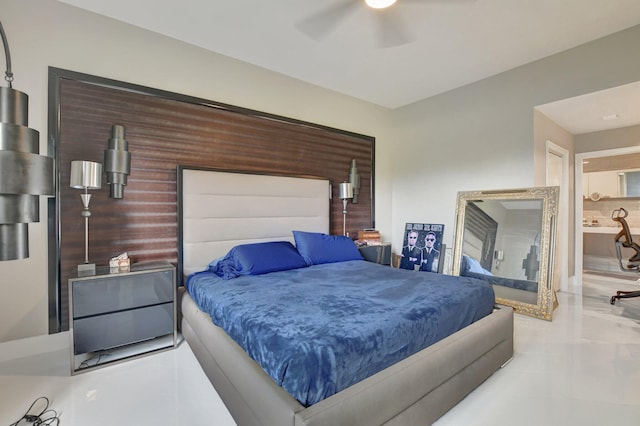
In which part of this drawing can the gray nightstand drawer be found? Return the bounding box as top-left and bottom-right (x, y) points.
(69, 262), (177, 373)
(72, 269), (173, 318)
(359, 244), (392, 265)
(73, 302), (173, 354)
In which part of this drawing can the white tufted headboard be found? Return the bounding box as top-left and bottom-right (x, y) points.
(178, 167), (331, 282)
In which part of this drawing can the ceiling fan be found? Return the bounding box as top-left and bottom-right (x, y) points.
(296, 0), (415, 48)
(297, 0), (468, 48)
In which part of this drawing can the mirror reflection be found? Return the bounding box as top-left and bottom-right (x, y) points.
(452, 187), (559, 320)
(583, 153), (640, 200)
(583, 170), (640, 200)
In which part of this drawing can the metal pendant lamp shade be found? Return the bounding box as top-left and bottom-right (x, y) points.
(0, 89), (55, 260)
(0, 20), (55, 260)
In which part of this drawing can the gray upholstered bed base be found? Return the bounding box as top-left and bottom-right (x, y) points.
(181, 290), (514, 426)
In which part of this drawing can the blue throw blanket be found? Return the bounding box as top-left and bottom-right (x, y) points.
(186, 260), (494, 406)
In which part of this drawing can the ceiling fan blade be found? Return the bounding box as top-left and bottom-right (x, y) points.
(295, 0), (361, 41)
(373, 8), (415, 48)
(403, 0), (476, 3)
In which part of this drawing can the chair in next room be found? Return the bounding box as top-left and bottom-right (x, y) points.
(610, 207), (640, 305)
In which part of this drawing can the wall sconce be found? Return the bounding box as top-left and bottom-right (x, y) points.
(349, 159), (360, 204)
(522, 245), (539, 281)
(338, 182), (353, 236)
(494, 249), (504, 270)
(0, 20), (54, 260)
(103, 124), (131, 199)
(70, 160), (102, 274)
(522, 233), (540, 280)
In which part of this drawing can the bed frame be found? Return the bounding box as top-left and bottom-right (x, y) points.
(178, 167), (514, 426)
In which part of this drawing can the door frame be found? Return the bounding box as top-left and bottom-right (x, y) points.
(546, 140), (569, 291)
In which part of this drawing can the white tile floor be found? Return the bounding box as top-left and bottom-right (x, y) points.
(0, 336), (235, 425)
(0, 273), (638, 425)
(435, 273), (640, 426)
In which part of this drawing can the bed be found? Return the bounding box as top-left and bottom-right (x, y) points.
(178, 167), (514, 426)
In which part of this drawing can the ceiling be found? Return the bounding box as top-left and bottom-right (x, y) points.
(56, 0), (640, 132)
(536, 81), (640, 135)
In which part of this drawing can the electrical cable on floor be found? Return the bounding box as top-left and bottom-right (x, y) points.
(79, 351), (110, 369)
(8, 396), (60, 425)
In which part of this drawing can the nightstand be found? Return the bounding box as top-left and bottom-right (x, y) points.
(358, 244), (392, 265)
(69, 261), (177, 374)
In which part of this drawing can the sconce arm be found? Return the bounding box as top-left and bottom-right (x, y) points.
(0, 21), (14, 86)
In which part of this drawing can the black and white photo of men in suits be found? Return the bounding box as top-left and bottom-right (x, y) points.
(400, 230), (422, 270)
(419, 231), (440, 272)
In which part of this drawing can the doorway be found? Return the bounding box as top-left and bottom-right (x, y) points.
(574, 146), (640, 286)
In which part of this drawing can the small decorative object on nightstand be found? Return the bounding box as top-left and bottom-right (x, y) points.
(358, 243), (392, 265)
(68, 261), (177, 374)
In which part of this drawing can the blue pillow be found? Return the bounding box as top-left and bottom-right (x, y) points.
(207, 255), (224, 270)
(462, 255), (493, 276)
(211, 241), (308, 280)
(293, 230), (363, 265)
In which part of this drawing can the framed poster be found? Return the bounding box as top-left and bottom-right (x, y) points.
(400, 223), (445, 272)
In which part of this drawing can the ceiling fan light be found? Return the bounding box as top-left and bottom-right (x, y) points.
(365, 0), (397, 9)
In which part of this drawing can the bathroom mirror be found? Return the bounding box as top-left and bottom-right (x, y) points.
(583, 170), (640, 199)
(451, 187), (559, 320)
(583, 152), (640, 199)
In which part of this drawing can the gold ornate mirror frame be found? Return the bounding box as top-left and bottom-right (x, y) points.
(451, 187), (559, 320)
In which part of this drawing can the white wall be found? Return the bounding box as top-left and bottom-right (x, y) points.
(0, 0), (394, 342)
(390, 25), (640, 252)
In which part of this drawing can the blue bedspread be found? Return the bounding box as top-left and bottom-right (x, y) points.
(186, 260), (495, 406)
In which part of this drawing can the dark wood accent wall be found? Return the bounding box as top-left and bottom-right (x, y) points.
(49, 69), (375, 331)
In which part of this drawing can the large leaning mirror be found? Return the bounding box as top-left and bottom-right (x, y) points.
(451, 187), (559, 320)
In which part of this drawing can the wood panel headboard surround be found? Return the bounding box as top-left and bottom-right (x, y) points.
(47, 68), (375, 331)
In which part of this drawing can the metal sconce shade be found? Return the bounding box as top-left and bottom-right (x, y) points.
(338, 182), (353, 199)
(0, 86), (55, 260)
(522, 245), (539, 281)
(349, 159), (360, 203)
(104, 124), (131, 199)
(70, 160), (102, 189)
